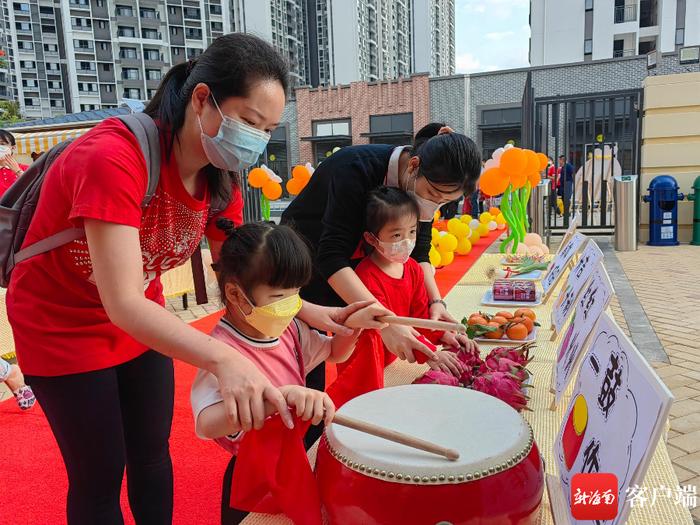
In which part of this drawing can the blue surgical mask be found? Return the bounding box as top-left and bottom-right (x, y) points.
(199, 96), (270, 171)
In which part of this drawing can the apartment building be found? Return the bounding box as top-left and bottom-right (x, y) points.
(0, 0), (455, 119)
(1, 0), (227, 119)
(530, 0), (699, 66)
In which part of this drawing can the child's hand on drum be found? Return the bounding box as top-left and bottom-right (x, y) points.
(279, 385), (336, 426)
(429, 350), (464, 376)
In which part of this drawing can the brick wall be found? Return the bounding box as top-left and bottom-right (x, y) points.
(429, 75), (468, 133)
(294, 73), (430, 164)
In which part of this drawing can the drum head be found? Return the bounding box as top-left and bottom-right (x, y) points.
(325, 384), (533, 484)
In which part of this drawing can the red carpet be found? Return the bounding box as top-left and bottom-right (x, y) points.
(0, 232), (498, 525)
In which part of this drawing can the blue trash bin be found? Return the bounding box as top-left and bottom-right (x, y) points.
(642, 175), (685, 246)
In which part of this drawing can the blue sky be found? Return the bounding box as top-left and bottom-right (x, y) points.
(455, 0), (531, 73)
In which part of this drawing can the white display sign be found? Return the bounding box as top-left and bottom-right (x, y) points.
(543, 232), (588, 295)
(554, 312), (673, 525)
(552, 241), (604, 332)
(554, 264), (614, 404)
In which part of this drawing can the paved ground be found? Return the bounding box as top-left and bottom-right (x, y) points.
(609, 244), (700, 523)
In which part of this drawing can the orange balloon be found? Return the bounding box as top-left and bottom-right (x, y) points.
(499, 148), (527, 177)
(479, 167), (510, 196)
(510, 170), (528, 189)
(528, 171), (542, 187)
(489, 206), (500, 216)
(523, 150), (539, 174)
(286, 178), (303, 195)
(292, 165), (311, 183)
(262, 180), (282, 200)
(247, 167), (268, 188)
(536, 152), (548, 171)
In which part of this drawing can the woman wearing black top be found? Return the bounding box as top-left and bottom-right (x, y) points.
(282, 124), (481, 398)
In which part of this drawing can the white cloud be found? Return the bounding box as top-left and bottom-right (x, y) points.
(455, 53), (482, 73)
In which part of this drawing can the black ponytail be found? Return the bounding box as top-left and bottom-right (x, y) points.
(145, 33), (289, 200)
(214, 219), (312, 300)
(410, 122), (482, 196)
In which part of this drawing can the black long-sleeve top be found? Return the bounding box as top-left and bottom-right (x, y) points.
(281, 144), (432, 284)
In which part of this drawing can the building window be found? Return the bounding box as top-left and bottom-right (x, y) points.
(183, 7), (200, 19)
(97, 20), (107, 29)
(140, 7), (157, 19)
(120, 47), (138, 59)
(676, 28), (685, 46)
(105, 84), (114, 92)
(173, 47), (182, 56)
(101, 63), (111, 71)
(50, 99), (64, 108)
(79, 61), (96, 71)
(122, 67), (139, 80)
(170, 27), (179, 35)
(185, 27), (202, 39)
(18, 41), (34, 50)
(168, 6), (177, 15)
(22, 79), (38, 88)
(15, 22), (31, 32)
(24, 98), (36, 107)
(118, 26), (136, 37)
(584, 39), (593, 54)
(313, 119), (350, 137)
(13, 2), (29, 12)
(146, 69), (161, 80)
(70, 0), (89, 6)
(74, 39), (94, 50)
(144, 49), (161, 61)
(72, 17), (91, 28)
(209, 4), (222, 15)
(147, 88), (157, 99)
(115, 5), (133, 16)
(186, 48), (203, 59)
(40, 6), (53, 14)
(44, 43), (59, 52)
(124, 88), (141, 99)
(585, 0), (593, 10)
(142, 28), (160, 39)
(78, 82), (98, 92)
(211, 21), (223, 32)
(80, 104), (98, 111)
(99, 42), (109, 50)
(48, 80), (61, 88)
(20, 60), (35, 69)
(96, 0), (104, 6)
(46, 62), (60, 71)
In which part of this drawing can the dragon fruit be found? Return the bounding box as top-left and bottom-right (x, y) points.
(458, 366), (476, 387)
(483, 356), (530, 382)
(471, 372), (530, 412)
(413, 369), (459, 387)
(446, 345), (482, 368)
(486, 342), (535, 367)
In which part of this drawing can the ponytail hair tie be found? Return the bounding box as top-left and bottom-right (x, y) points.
(216, 217), (237, 238)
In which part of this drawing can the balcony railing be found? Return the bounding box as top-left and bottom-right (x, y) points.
(613, 48), (635, 58)
(614, 5), (637, 23)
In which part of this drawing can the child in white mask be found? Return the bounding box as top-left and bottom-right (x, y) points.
(338, 187), (478, 379)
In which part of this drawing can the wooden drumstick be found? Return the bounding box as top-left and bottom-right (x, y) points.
(332, 413), (460, 461)
(378, 315), (466, 334)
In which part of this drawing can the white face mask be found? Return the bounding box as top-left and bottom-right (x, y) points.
(198, 95), (270, 172)
(408, 174), (443, 222)
(0, 145), (12, 157)
(372, 235), (416, 264)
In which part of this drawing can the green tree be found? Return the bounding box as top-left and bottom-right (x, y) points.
(0, 100), (23, 125)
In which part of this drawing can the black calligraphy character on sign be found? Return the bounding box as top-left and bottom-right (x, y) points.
(582, 286), (598, 320)
(575, 255), (590, 278)
(598, 352), (623, 419)
(581, 439), (601, 473)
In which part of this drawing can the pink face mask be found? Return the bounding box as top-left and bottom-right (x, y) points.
(372, 236), (416, 264)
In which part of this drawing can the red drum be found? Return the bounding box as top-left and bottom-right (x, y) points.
(316, 385), (544, 525)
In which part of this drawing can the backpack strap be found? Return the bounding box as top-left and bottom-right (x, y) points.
(291, 319), (306, 378)
(115, 113), (161, 207)
(13, 114), (161, 267)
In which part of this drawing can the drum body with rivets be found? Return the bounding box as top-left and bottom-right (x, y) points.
(316, 384), (544, 525)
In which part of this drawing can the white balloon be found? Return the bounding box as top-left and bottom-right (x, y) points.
(469, 219), (480, 230)
(504, 144), (514, 150)
(487, 220), (497, 231)
(497, 223), (506, 230)
(492, 147), (505, 161)
(439, 231), (448, 237)
(484, 158), (498, 170)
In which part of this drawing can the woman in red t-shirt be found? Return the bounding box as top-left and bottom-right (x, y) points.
(0, 129), (29, 196)
(7, 34), (385, 524)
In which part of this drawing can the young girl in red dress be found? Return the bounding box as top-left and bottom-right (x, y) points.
(338, 187), (478, 381)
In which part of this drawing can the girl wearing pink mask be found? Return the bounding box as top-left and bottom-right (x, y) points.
(342, 187), (478, 377)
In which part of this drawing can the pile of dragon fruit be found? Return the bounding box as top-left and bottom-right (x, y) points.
(413, 342), (535, 412)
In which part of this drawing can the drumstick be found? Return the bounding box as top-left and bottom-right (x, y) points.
(333, 413), (460, 461)
(378, 315), (466, 334)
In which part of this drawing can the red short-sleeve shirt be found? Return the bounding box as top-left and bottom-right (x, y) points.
(7, 118), (243, 376)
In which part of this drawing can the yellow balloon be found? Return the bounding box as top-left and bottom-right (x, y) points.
(460, 214), (473, 224)
(438, 250), (454, 266)
(456, 237), (472, 255)
(447, 218), (462, 236)
(477, 223), (489, 236)
(431, 228), (440, 245)
(437, 233), (458, 252)
(479, 212), (492, 224)
(469, 230), (481, 244)
(433, 210), (441, 222)
(429, 247), (441, 267)
(495, 213), (506, 225)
